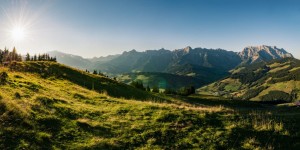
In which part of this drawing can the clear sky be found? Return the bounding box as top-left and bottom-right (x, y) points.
(0, 0), (300, 58)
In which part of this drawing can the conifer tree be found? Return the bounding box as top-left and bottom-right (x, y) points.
(93, 70), (98, 74)
(25, 53), (30, 61)
(33, 55), (37, 61)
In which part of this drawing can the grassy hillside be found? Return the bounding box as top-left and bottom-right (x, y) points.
(117, 72), (207, 90)
(1, 62), (300, 149)
(199, 58), (300, 103)
(9, 61), (161, 101)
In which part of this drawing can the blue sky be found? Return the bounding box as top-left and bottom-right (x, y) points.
(0, 0), (300, 58)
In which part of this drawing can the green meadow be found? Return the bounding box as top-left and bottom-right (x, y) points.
(1, 62), (300, 149)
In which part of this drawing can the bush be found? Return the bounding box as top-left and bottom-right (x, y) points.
(15, 92), (21, 99)
(152, 85), (159, 93)
(178, 86), (195, 96)
(0, 72), (8, 85)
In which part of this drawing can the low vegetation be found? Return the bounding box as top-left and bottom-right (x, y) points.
(0, 61), (300, 149)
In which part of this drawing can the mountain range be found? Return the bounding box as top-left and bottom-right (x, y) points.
(49, 45), (293, 89)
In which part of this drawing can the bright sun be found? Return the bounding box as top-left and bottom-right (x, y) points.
(11, 26), (26, 41)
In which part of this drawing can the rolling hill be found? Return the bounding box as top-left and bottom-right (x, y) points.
(199, 57), (300, 103)
(8, 61), (160, 101)
(1, 61), (300, 149)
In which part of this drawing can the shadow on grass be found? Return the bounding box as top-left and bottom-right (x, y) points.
(77, 121), (113, 138)
(181, 95), (268, 110)
(226, 126), (297, 149)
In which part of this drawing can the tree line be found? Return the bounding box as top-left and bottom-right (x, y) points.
(25, 53), (57, 62)
(130, 80), (195, 96)
(0, 47), (22, 64)
(0, 47), (56, 65)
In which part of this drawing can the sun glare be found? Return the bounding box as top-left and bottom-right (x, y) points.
(11, 26), (26, 41)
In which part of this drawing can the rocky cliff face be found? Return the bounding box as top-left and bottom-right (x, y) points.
(238, 45), (293, 64)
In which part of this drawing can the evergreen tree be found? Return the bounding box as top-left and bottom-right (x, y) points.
(11, 47), (17, 61)
(25, 53), (30, 61)
(146, 85), (151, 92)
(93, 70), (98, 74)
(33, 55), (37, 61)
(38, 54), (41, 61)
(0, 49), (3, 64)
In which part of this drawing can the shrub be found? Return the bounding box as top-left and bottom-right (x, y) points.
(73, 93), (87, 99)
(152, 85), (159, 93)
(14, 75), (22, 78)
(15, 92), (21, 99)
(178, 86), (195, 96)
(0, 72), (8, 85)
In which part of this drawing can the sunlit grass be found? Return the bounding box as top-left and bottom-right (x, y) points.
(1, 62), (300, 149)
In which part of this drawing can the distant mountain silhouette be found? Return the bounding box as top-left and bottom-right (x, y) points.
(49, 45), (293, 85)
(48, 51), (119, 70)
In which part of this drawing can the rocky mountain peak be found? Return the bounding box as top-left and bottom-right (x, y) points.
(183, 46), (192, 53)
(238, 45), (293, 64)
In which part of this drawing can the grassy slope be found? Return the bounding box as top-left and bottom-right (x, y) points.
(1, 62), (300, 149)
(199, 58), (300, 101)
(9, 61), (162, 101)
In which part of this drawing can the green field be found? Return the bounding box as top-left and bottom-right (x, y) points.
(1, 62), (300, 149)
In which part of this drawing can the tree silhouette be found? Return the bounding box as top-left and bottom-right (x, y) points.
(25, 53), (30, 61)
